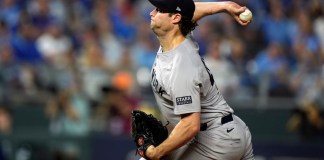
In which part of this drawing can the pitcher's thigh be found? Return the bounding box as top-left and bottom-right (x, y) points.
(168, 144), (211, 160)
(234, 115), (254, 160)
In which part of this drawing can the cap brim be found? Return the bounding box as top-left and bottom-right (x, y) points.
(148, 0), (172, 12)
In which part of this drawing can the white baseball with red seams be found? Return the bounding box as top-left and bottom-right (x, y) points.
(239, 9), (252, 22)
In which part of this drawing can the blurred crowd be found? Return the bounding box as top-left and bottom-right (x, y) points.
(0, 0), (323, 146)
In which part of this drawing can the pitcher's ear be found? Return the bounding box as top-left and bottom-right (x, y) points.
(171, 13), (182, 24)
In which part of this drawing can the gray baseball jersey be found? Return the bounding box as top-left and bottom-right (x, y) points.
(151, 34), (233, 127)
(150, 34), (254, 160)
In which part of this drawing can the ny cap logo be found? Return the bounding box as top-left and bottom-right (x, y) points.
(176, 6), (181, 11)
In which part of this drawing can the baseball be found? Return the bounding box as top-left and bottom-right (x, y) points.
(239, 9), (252, 22)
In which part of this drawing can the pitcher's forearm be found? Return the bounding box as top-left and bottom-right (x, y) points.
(193, 1), (229, 21)
(146, 112), (201, 159)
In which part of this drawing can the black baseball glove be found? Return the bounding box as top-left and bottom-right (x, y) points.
(131, 110), (168, 159)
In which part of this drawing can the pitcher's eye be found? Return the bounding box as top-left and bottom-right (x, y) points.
(156, 8), (165, 13)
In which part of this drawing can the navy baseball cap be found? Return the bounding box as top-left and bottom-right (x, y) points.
(148, 0), (195, 20)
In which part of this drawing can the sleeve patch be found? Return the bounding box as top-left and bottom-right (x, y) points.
(176, 96), (192, 105)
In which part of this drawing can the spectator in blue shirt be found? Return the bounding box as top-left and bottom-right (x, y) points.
(10, 22), (42, 64)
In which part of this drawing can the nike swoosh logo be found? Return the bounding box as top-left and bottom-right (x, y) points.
(227, 128), (234, 133)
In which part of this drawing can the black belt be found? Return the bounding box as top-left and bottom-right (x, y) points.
(200, 114), (233, 131)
